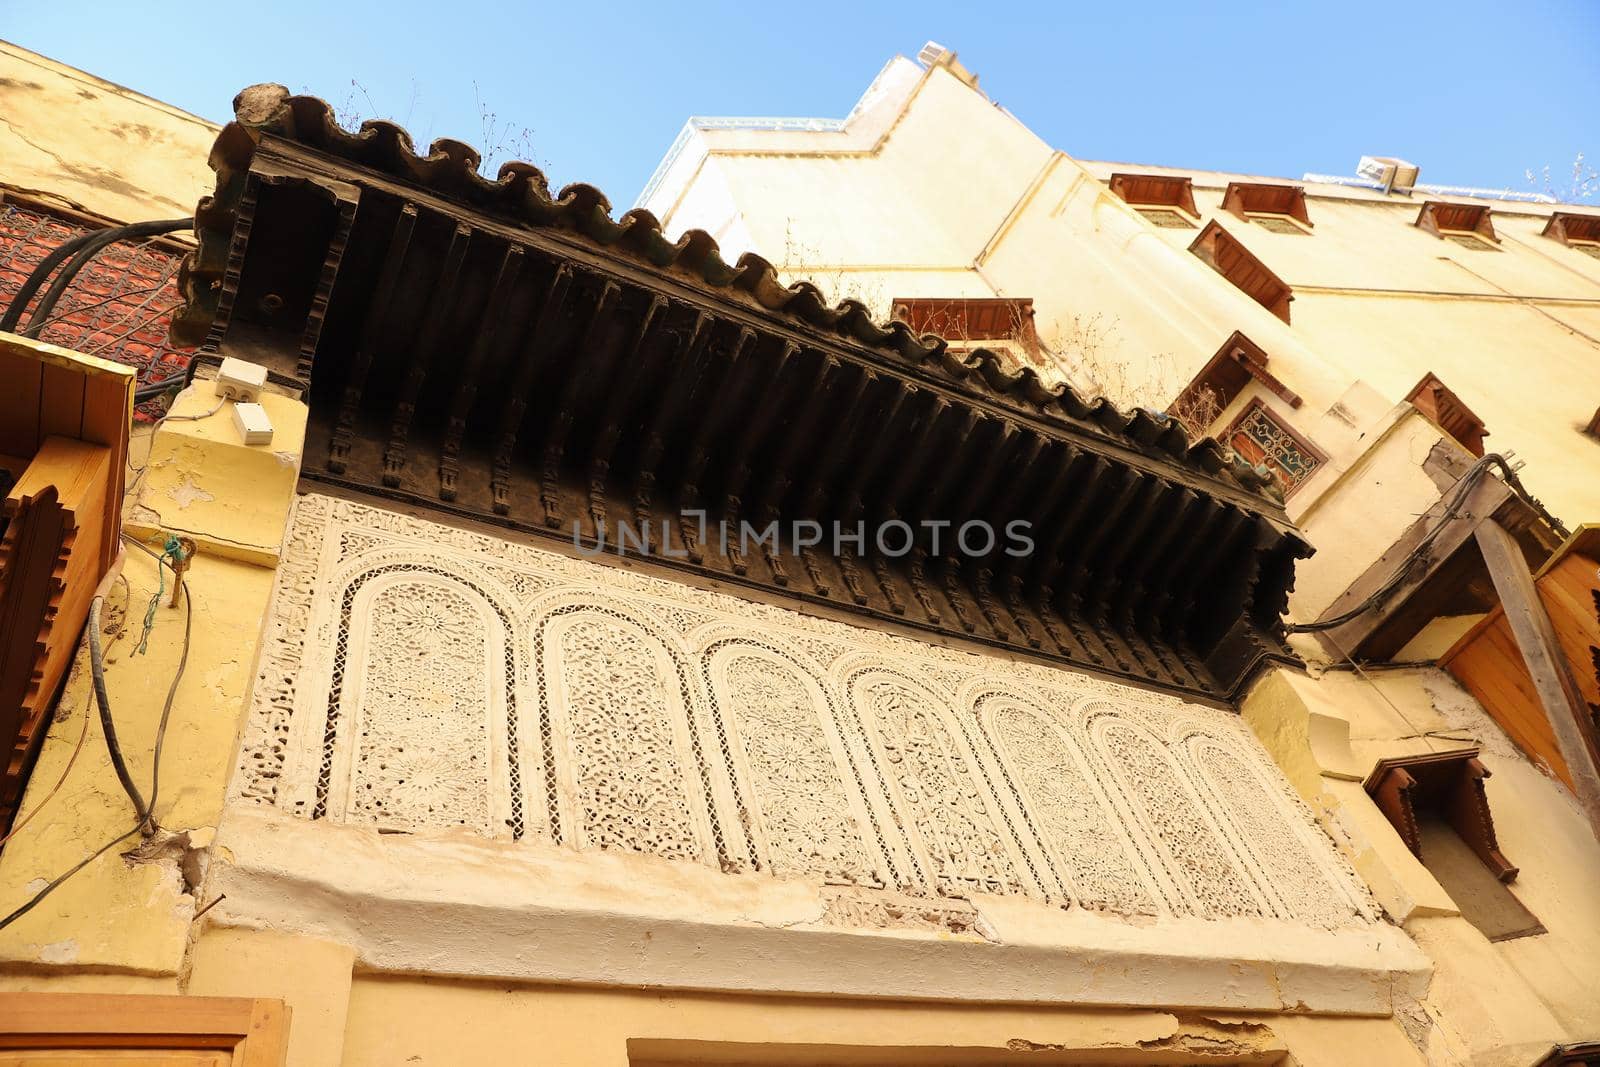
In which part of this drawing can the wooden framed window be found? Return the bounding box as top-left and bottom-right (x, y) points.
(1189, 221), (1294, 323)
(1222, 182), (1313, 233)
(1225, 399), (1323, 495)
(0, 336), (132, 839)
(1365, 749), (1543, 942)
(0, 993), (289, 1064)
(1407, 371), (1489, 457)
(1108, 173), (1199, 228)
(1416, 201), (1499, 249)
(1542, 211), (1600, 259)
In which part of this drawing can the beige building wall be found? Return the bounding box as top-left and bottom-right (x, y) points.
(639, 43), (1600, 1066)
(639, 50), (1600, 536)
(1, 39), (218, 222)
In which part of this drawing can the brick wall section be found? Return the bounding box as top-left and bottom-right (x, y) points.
(0, 202), (191, 418)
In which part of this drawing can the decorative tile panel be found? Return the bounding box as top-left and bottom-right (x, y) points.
(240, 493), (1378, 929)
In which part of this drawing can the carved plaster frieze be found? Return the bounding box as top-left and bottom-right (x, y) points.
(239, 493), (1377, 929)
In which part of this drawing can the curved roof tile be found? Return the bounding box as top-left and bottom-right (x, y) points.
(177, 83), (1283, 505)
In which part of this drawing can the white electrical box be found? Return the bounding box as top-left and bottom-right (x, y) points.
(232, 401), (274, 446)
(214, 357), (269, 403)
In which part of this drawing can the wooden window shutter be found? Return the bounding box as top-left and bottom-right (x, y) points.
(0, 993), (289, 1065)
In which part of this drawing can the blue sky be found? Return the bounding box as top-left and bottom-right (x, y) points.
(9, 1), (1598, 205)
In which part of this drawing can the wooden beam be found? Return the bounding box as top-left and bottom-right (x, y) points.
(1475, 519), (1600, 842)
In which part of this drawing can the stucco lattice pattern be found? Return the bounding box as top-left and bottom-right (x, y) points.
(241, 494), (1377, 928)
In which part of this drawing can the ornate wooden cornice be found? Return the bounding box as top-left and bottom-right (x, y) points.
(170, 84), (1313, 703)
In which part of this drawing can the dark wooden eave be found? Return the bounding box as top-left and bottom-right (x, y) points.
(171, 84), (1313, 703)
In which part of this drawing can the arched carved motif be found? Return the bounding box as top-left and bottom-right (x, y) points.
(537, 604), (717, 865)
(1083, 703), (1270, 918)
(269, 551), (524, 837)
(1181, 731), (1371, 926)
(328, 571), (513, 835)
(703, 640), (882, 885)
(847, 668), (1029, 899)
(974, 689), (1160, 915)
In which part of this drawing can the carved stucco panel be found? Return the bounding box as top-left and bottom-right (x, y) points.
(848, 669), (1032, 899)
(325, 572), (513, 836)
(977, 691), (1161, 915)
(705, 643), (882, 885)
(240, 494), (1380, 931)
(1083, 705), (1273, 919)
(541, 608), (714, 864)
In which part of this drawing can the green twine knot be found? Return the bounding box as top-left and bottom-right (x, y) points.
(134, 534), (191, 656)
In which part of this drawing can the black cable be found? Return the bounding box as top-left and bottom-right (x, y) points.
(1286, 452), (1566, 634)
(0, 537), (195, 934)
(0, 229), (101, 333)
(87, 595), (154, 833)
(120, 534), (191, 821)
(134, 373), (189, 403)
(0, 827), (140, 932)
(20, 219), (192, 338)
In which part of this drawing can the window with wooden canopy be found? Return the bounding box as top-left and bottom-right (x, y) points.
(1189, 221), (1294, 323)
(1108, 173), (1199, 229)
(1407, 371), (1489, 458)
(1365, 748), (1542, 941)
(1222, 182), (1312, 233)
(890, 296), (1043, 377)
(1169, 331), (1301, 436)
(1542, 211), (1600, 259)
(890, 297), (1039, 351)
(1417, 201), (1499, 250)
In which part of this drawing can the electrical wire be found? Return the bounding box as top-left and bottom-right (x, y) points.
(0, 229), (102, 333)
(0, 539), (195, 933)
(0, 550), (155, 934)
(135, 373), (190, 404)
(123, 535), (193, 819)
(1286, 453), (1560, 634)
(0, 689), (92, 850)
(87, 593), (153, 834)
(0, 827), (141, 931)
(15, 219), (192, 339)
(125, 397), (230, 504)
(0, 574), (131, 849)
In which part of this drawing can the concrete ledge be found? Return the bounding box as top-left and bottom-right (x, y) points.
(126, 385), (306, 566)
(208, 805), (1430, 1017)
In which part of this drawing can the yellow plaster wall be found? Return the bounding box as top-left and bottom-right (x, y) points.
(662, 65), (1053, 275)
(0, 388), (306, 977)
(125, 385), (308, 564)
(1243, 665), (1600, 1062)
(1288, 291), (1600, 525)
(188, 928), (355, 1067)
(0, 40), (217, 222)
(337, 973), (1425, 1067)
(1286, 410), (1460, 621)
